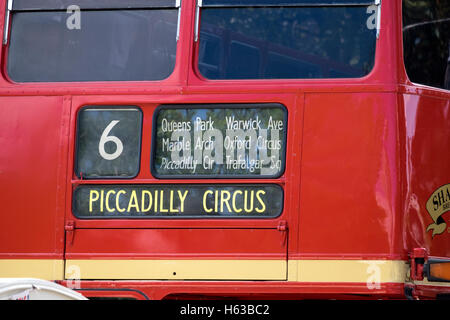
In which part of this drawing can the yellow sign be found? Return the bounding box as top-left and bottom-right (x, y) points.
(426, 184), (450, 238)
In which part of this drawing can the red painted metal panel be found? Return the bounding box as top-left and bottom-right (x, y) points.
(65, 228), (287, 259)
(0, 96), (67, 258)
(64, 96), (293, 265)
(299, 92), (403, 258)
(399, 91), (450, 259)
(61, 280), (406, 300)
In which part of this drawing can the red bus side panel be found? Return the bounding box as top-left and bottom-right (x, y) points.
(0, 96), (67, 259)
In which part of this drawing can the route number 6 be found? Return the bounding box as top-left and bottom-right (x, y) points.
(99, 120), (123, 160)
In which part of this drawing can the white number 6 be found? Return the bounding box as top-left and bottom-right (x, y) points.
(99, 120), (124, 160)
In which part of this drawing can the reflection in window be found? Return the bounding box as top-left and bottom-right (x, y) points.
(198, 33), (222, 79)
(228, 42), (261, 79)
(265, 53), (321, 79)
(8, 9), (178, 82)
(198, 6), (377, 80)
(403, 0), (450, 90)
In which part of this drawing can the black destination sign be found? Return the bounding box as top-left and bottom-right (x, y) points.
(73, 184), (283, 218)
(75, 106), (142, 179)
(152, 104), (287, 178)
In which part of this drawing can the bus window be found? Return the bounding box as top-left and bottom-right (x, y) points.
(198, 33), (222, 79)
(227, 41), (261, 79)
(197, 1), (377, 80)
(265, 52), (321, 79)
(403, 0), (450, 90)
(6, 0), (179, 82)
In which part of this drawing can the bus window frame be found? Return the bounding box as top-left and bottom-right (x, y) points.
(193, 0), (381, 82)
(0, 0), (398, 91)
(2, 0), (182, 84)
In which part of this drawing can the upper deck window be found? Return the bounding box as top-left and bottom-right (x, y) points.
(6, 0), (179, 82)
(403, 0), (450, 90)
(197, 0), (378, 80)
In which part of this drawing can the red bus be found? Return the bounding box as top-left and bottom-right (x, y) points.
(0, 0), (449, 300)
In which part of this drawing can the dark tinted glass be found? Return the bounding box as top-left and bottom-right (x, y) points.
(198, 6), (377, 79)
(202, 0), (374, 6)
(8, 9), (177, 82)
(152, 104), (287, 178)
(76, 107), (142, 179)
(13, 0), (176, 10)
(403, 0), (450, 90)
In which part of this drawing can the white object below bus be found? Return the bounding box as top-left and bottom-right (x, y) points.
(0, 278), (87, 300)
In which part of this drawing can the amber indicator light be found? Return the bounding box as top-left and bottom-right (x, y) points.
(428, 261), (450, 282)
